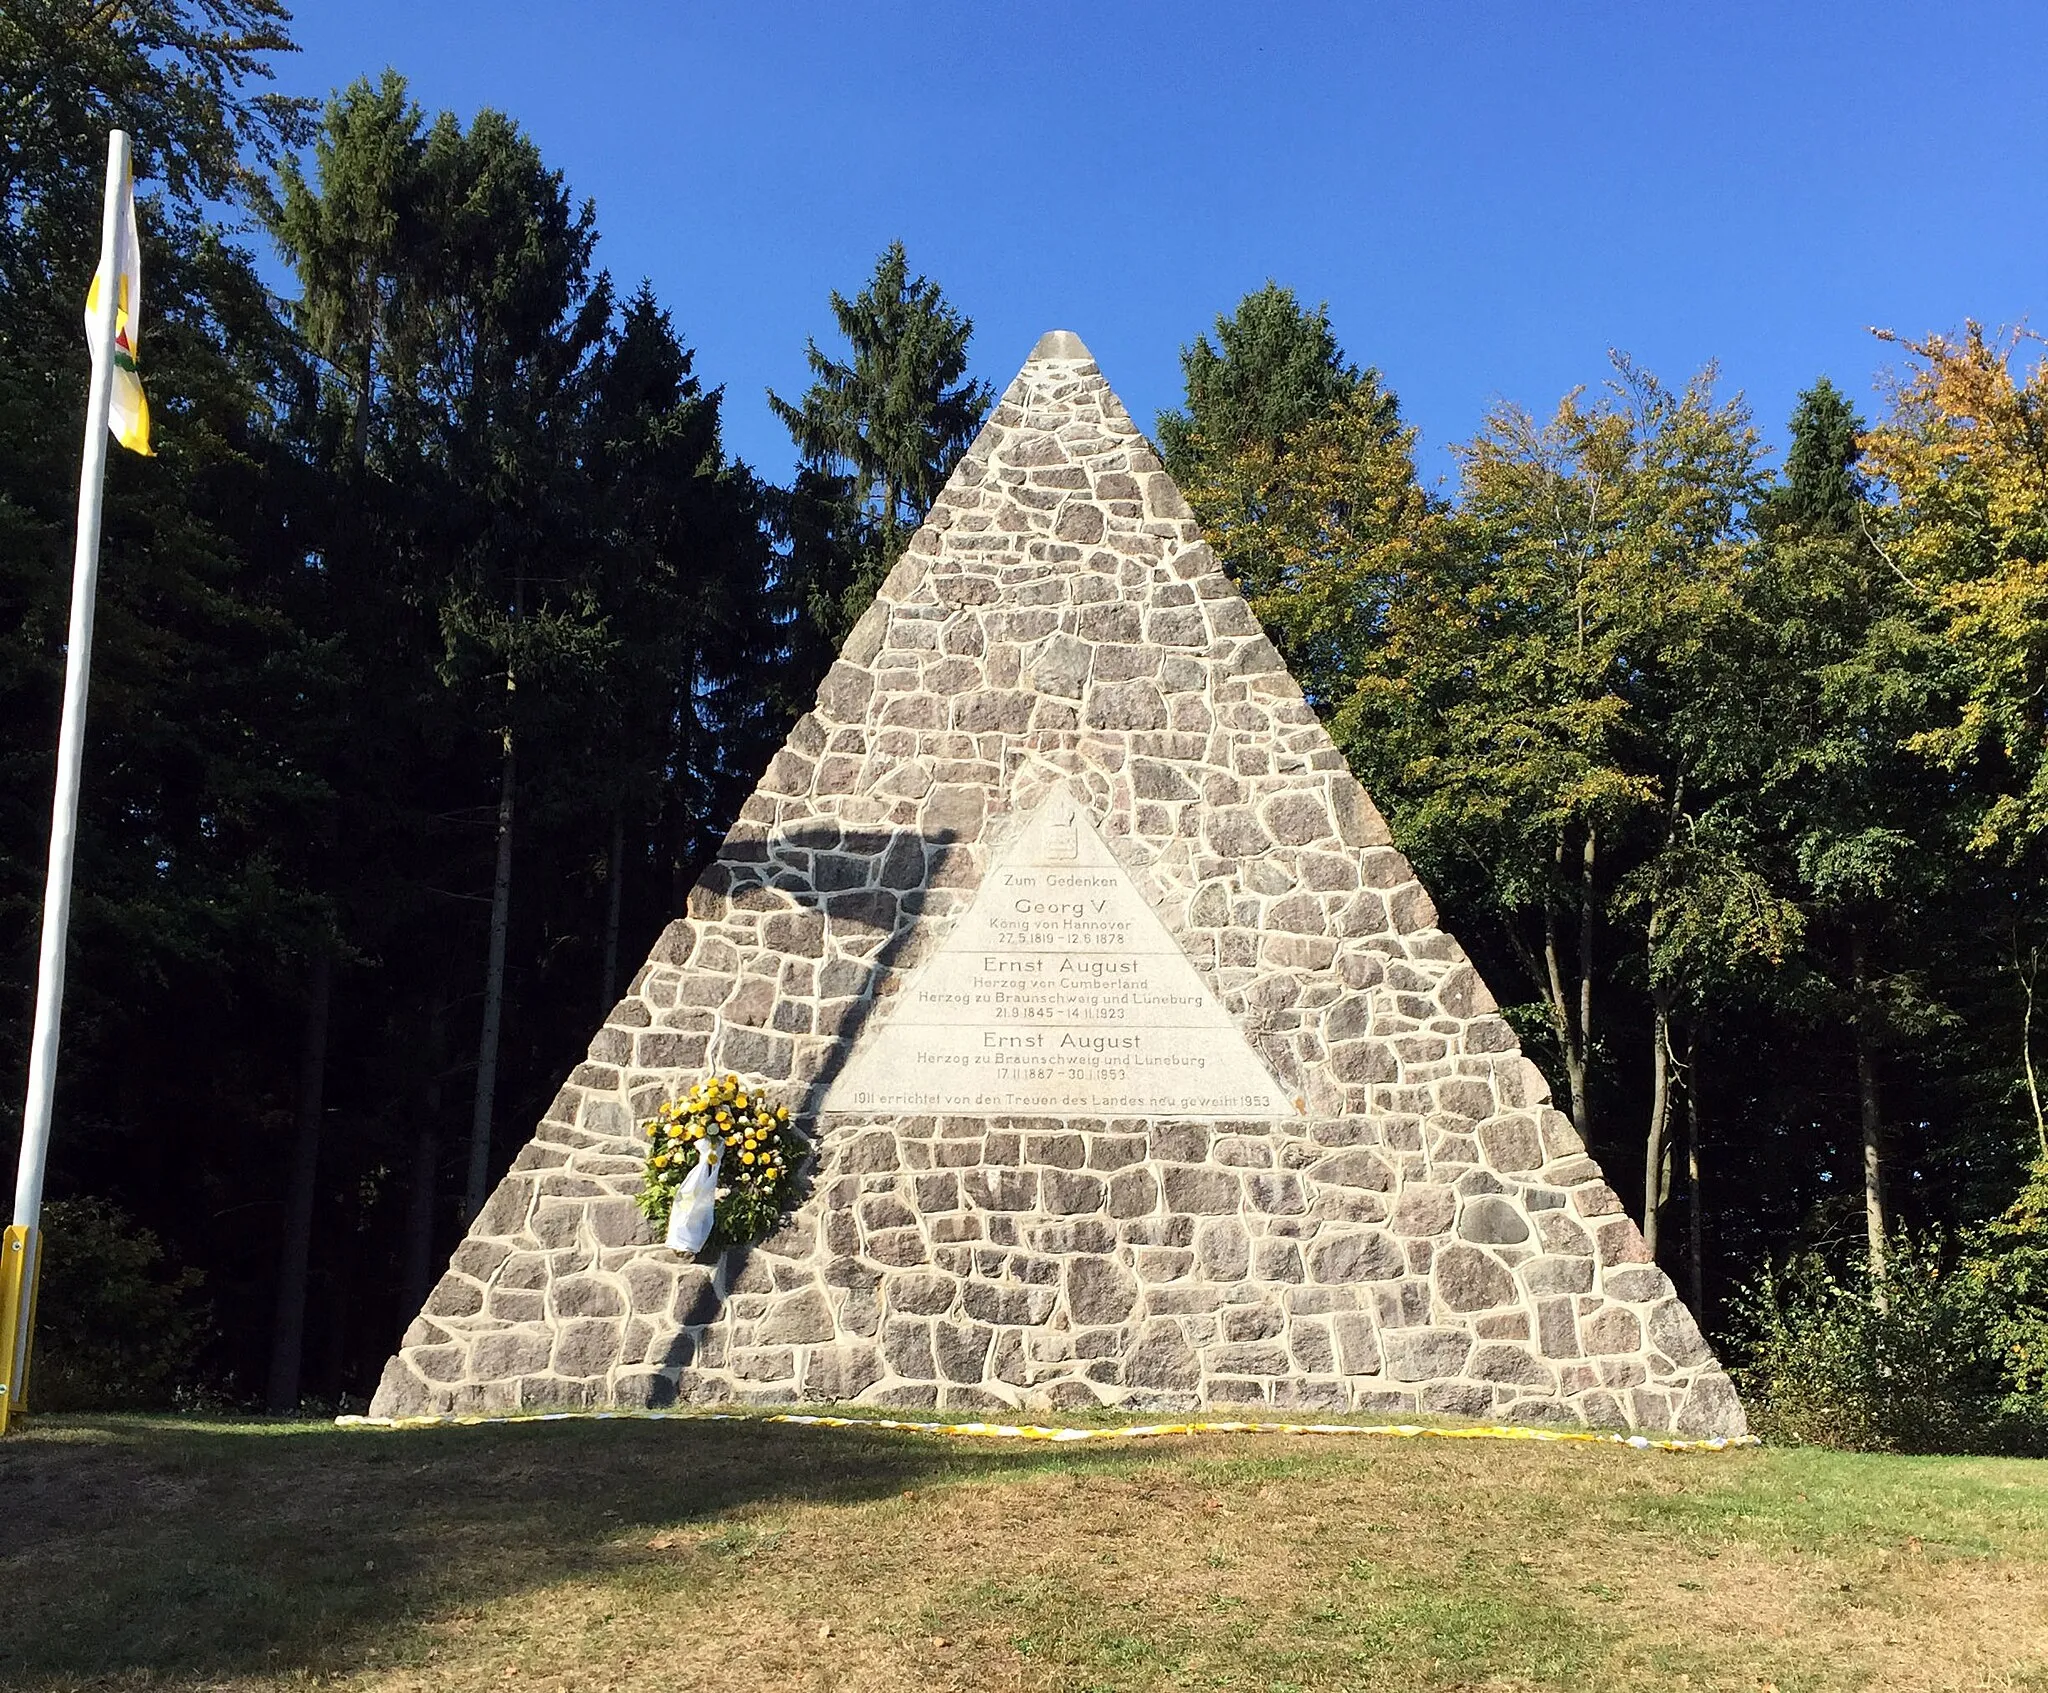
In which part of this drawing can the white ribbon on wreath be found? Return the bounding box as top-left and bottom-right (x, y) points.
(664, 1135), (721, 1254)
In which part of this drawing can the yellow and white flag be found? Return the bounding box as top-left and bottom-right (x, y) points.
(82, 156), (151, 456)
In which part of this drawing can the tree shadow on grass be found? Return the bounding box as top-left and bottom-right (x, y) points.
(0, 1411), (1171, 1688)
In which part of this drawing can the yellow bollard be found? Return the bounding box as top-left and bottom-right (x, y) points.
(0, 1224), (42, 1435)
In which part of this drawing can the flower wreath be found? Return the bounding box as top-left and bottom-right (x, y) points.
(635, 1073), (807, 1251)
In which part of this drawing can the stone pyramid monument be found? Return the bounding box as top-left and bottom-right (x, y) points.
(370, 331), (1746, 1438)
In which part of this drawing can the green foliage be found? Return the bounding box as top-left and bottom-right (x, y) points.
(769, 240), (991, 647)
(1729, 1237), (2040, 1454)
(1755, 377), (1865, 537)
(29, 1198), (209, 1410)
(1157, 284), (1412, 676)
(2, 0), (345, 1416)
(1339, 357), (1767, 1148)
(585, 284), (784, 868)
(1167, 292), (2048, 1346)
(1156, 281), (1383, 483)
(1860, 327), (2048, 859)
(1969, 1159), (2048, 1416)
(1178, 380), (1444, 711)
(272, 78), (616, 711)
(1388, 357), (1762, 863)
(1748, 378), (1942, 1041)
(0, 0), (309, 225)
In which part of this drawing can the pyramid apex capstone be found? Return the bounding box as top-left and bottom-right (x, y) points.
(1029, 328), (1093, 362)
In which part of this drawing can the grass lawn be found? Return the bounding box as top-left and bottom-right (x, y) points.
(2, 1411), (2044, 1692)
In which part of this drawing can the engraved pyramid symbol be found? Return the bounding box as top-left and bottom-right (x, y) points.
(370, 328), (1746, 1440)
(823, 785), (1298, 1117)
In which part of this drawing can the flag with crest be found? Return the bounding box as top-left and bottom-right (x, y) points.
(82, 154), (150, 455)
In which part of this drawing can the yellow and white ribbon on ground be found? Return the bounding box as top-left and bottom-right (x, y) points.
(336, 1407), (1757, 1453)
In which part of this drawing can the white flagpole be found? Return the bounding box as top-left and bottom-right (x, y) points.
(1, 129), (131, 1434)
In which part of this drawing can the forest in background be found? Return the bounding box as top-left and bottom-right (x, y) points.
(4, 1), (2044, 1440)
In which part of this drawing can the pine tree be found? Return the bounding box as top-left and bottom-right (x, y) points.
(1156, 282), (1392, 489)
(405, 103), (614, 1230)
(1764, 377), (1866, 536)
(768, 241), (990, 650)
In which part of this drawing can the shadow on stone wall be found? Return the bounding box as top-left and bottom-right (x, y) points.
(648, 825), (962, 1391)
(749, 823), (963, 1115)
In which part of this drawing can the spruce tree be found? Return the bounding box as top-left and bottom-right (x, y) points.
(1757, 376), (1865, 538)
(1156, 282), (1392, 486)
(1156, 284), (1410, 652)
(769, 241), (990, 650)
(266, 82), (618, 1406)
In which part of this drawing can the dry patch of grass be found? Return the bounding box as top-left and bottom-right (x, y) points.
(1, 1413), (2044, 1692)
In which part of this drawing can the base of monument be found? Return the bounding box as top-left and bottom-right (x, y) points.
(369, 1114), (1747, 1442)
(369, 1362), (1741, 1443)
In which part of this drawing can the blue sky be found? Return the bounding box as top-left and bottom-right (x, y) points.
(274, 1), (2048, 490)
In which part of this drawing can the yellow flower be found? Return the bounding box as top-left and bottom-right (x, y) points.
(651, 1153), (669, 1167)
(741, 1151), (756, 1165)
(776, 1105), (789, 1121)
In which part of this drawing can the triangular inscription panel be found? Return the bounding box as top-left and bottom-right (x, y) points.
(823, 787), (1296, 1117)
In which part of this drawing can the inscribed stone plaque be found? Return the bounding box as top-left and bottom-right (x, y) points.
(821, 787), (1297, 1117)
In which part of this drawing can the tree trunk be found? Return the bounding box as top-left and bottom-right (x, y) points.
(2020, 942), (2048, 1162)
(1685, 1025), (1705, 1316)
(401, 995), (447, 1322)
(1541, 826), (1596, 1143)
(602, 802), (625, 1014)
(1578, 824), (1596, 1124)
(1643, 981), (1672, 1261)
(466, 728), (516, 1221)
(266, 946), (333, 1413)
(1851, 923), (1887, 1281)
(670, 650), (697, 912)
(321, 1211), (356, 1403)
